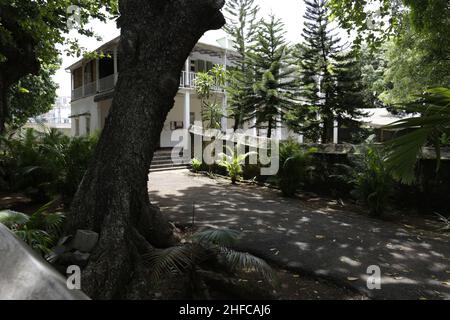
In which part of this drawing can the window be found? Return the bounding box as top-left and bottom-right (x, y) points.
(84, 60), (95, 84)
(190, 112), (195, 125)
(196, 60), (206, 73)
(193, 60), (215, 73)
(85, 117), (91, 135)
(170, 121), (184, 130)
(73, 68), (83, 89)
(74, 118), (80, 136)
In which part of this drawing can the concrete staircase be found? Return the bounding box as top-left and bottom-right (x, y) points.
(150, 148), (190, 172)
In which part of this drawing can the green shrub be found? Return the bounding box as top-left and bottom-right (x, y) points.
(242, 164), (262, 181)
(277, 140), (316, 197)
(191, 158), (203, 172)
(350, 144), (393, 216)
(217, 146), (255, 184)
(0, 201), (65, 256)
(0, 128), (98, 203)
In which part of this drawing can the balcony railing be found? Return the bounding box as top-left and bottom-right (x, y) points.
(180, 71), (223, 92)
(84, 81), (96, 96)
(72, 87), (83, 100)
(71, 71), (223, 101)
(180, 71), (197, 88)
(99, 74), (115, 92)
(71, 73), (117, 101)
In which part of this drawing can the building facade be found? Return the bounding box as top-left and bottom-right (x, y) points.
(69, 37), (242, 146)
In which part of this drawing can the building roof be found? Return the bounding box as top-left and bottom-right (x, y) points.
(358, 108), (414, 129)
(65, 36), (237, 71)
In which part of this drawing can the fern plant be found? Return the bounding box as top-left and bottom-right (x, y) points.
(0, 127), (98, 203)
(277, 140), (317, 197)
(351, 143), (393, 216)
(217, 146), (256, 184)
(143, 228), (273, 291)
(0, 201), (65, 255)
(191, 158), (203, 172)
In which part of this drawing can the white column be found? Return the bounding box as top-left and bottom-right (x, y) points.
(333, 120), (339, 144)
(221, 94), (228, 132)
(95, 58), (100, 92)
(184, 92), (191, 155)
(184, 92), (191, 129)
(113, 47), (118, 84)
(185, 57), (190, 87)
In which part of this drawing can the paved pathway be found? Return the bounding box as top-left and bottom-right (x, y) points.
(148, 170), (450, 300)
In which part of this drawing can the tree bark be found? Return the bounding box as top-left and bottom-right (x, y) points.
(65, 0), (225, 299)
(321, 117), (334, 144)
(267, 120), (273, 139)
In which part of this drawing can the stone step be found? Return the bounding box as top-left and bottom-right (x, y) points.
(150, 164), (189, 172)
(150, 148), (190, 172)
(154, 148), (184, 156)
(151, 160), (189, 168)
(151, 159), (190, 166)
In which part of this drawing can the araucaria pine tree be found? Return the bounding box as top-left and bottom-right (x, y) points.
(224, 0), (260, 130)
(291, 0), (366, 143)
(247, 16), (299, 138)
(331, 49), (369, 130)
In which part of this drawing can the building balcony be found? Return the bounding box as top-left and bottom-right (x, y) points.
(71, 71), (222, 101)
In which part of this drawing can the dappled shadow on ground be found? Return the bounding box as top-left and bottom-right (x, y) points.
(148, 170), (450, 300)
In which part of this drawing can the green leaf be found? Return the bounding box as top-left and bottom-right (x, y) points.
(143, 245), (197, 282)
(0, 210), (29, 228)
(221, 248), (274, 282)
(192, 228), (240, 247)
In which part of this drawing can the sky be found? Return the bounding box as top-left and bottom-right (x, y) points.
(54, 0), (306, 97)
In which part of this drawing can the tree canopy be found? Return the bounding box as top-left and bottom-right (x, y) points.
(328, 0), (450, 49)
(8, 67), (57, 130)
(0, 0), (118, 132)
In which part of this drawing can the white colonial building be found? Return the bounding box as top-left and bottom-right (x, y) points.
(70, 37), (233, 146)
(67, 36), (305, 149)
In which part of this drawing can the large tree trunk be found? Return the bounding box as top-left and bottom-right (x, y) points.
(321, 117), (334, 144)
(65, 0), (225, 299)
(267, 120), (273, 139)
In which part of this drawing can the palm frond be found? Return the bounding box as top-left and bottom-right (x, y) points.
(0, 210), (29, 228)
(43, 212), (65, 234)
(433, 212), (450, 231)
(15, 228), (53, 254)
(384, 128), (432, 184)
(143, 245), (197, 282)
(192, 228), (240, 247)
(221, 248), (274, 282)
(383, 87), (450, 184)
